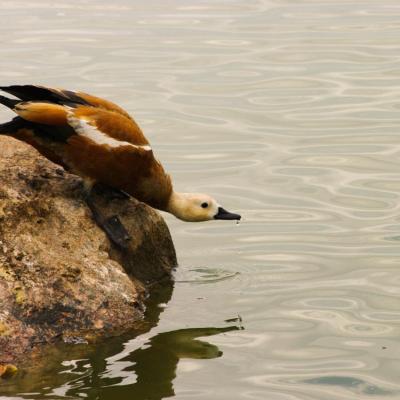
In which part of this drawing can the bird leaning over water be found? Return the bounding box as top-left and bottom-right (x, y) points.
(0, 85), (240, 245)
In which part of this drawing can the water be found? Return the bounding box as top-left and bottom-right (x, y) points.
(1, 0), (400, 398)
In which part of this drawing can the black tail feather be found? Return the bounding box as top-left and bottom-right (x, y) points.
(0, 85), (57, 102)
(0, 94), (19, 110)
(0, 85), (80, 141)
(0, 85), (87, 106)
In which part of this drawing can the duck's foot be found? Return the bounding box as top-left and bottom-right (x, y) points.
(101, 214), (131, 249)
(85, 190), (131, 250)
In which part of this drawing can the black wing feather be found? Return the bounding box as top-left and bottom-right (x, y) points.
(0, 94), (19, 109)
(0, 85), (88, 106)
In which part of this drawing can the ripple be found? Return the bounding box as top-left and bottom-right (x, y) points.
(303, 375), (394, 396)
(176, 267), (240, 284)
(245, 373), (400, 399)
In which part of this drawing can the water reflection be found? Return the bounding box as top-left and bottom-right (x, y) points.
(1, 284), (241, 400)
(59, 284), (239, 400)
(89, 325), (239, 400)
(65, 284), (240, 399)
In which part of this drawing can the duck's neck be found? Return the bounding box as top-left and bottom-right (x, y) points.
(138, 169), (173, 211)
(166, 192), (191, 221)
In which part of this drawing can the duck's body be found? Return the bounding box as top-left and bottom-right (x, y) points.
(0, 85), (240, 222)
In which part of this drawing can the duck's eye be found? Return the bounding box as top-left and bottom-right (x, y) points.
(201, 202), (209, 208)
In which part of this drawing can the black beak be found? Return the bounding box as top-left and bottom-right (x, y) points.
(214, 207), (241, 221)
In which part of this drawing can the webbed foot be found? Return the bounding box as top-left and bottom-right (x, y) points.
(85, 185), (132, 249)
(101, 214), (131, 249)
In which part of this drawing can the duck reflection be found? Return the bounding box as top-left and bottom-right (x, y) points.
(97, 325), (239, 400)
(65, 283), (241, 400)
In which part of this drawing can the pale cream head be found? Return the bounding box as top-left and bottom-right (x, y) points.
(167, 192), (241, 222)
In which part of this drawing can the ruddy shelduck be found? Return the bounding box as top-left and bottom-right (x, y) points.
(0, 85), (241, 224)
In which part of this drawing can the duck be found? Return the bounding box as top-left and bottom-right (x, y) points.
(0, 85), (241, 225)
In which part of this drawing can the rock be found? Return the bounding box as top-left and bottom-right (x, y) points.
(0, 136), (177, 368)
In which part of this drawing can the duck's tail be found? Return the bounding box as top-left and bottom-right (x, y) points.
(0, 93), (20, 136)
(0, 94), (18, 110)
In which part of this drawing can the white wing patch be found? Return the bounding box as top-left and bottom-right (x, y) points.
(67, 111), (151, 151)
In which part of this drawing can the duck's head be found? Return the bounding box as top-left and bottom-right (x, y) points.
(167, 192), (241, 222)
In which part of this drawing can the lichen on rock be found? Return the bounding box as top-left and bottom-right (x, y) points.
(0, 136), (177, 368)
(0, 364), (17, 379)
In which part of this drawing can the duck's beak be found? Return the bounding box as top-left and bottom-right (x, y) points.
(214, 207), (241, 221)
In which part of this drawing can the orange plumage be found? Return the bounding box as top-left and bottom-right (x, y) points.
(0, 85), (172, 210)
(0, 85), (241, 223)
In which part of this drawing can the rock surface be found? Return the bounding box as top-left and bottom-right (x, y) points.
(0, 136), (177, 368)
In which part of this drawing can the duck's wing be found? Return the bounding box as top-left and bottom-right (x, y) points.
(74, 92), (133, 121)
(11, 101), (150, 149)
(0, 85), (150, 149)
(0, 85), (133, 120)
(0, 88), (171, 207)
(66, 105), (151, 151)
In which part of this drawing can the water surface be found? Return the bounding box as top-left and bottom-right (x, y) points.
(2, 0), (400, 399)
